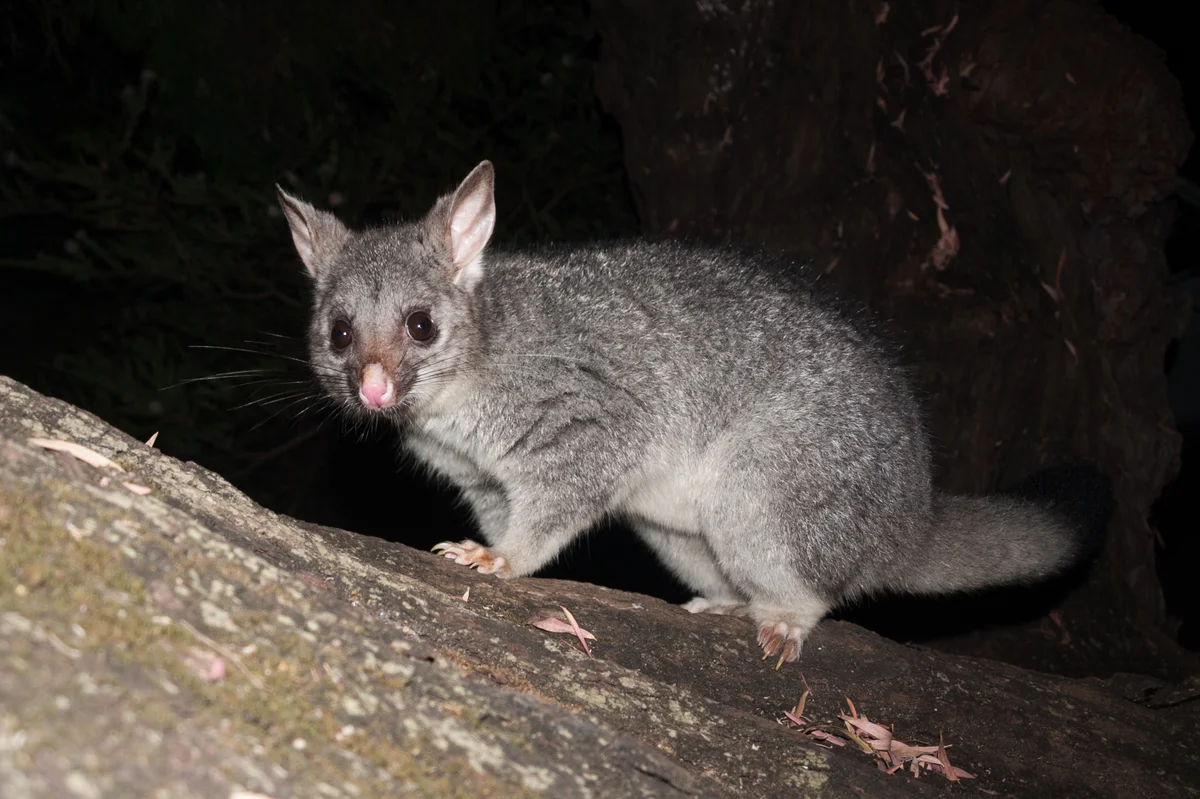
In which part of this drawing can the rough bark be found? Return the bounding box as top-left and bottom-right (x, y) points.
(590, 0), (1194, 679)
(4, 377), (1200, 797)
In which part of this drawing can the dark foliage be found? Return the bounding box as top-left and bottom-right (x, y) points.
(0, 0), (638, 525)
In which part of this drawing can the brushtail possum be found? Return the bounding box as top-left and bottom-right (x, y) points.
(276, 161), (1108, 667)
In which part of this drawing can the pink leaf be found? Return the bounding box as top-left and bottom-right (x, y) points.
(891, 743), (941, 760)
(937, 732), (965, 782)
(782, 710), (807, 727)
(840, 713), (894, 741)
(793, 687), (811, 719)
(559, 605), (594, 658)
(27, 438), (125, 471)
(530, 612), (598, 652)
(531, 617), (586, 636)
(808, 730), (847, 747)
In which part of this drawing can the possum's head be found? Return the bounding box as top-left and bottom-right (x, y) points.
(276, 161), (496, 421)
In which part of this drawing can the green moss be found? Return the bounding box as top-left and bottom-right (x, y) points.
(0, 481), (533, 797)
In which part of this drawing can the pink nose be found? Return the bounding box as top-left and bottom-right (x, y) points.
(359, 363), (395, 408)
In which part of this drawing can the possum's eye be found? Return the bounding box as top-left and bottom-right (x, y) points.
(330, 320), (353, 351)
(406, 310), (436, 344)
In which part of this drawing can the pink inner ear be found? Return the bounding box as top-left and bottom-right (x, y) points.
(289, 222), (316, 266)
(450, 189), (495, 268)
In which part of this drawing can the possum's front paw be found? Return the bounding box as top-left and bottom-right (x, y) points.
(431, 539), (512, 577)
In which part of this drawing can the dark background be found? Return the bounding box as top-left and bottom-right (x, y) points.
(1, 0), (1195, 675)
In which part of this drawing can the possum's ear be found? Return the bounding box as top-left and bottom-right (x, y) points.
(428, 160), (495, 291)
(276, 186), (350, 281)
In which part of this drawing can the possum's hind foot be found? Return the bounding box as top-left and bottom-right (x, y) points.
(752, 600), (827, 670)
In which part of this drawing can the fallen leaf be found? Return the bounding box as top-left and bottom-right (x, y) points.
(890, 742), (941, 760)
(937, 732), (961, 782)
(808, 729), (848, 747)
(794, 687), (810, 720)
(782, 709), (807, 727)
(529, 617), (596, 639)
(786, 695), (973, 782)
(840, 713), (895, 742)
(842, 726), (874, 754)
(27, 438), (125, 472)
(559, 605), (594, 658)
(916, 753), (975, 779)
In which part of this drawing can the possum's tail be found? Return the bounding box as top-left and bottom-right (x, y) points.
(886, 464), (1114, 596)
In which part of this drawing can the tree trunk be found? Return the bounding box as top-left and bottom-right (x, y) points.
(591, 0), (1194, 678)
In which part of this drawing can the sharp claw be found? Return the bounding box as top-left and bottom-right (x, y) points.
(757, 621), (806, 669)
(431, 539), (511, 576)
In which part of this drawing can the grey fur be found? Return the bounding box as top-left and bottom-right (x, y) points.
(277, 161), (1094, 665)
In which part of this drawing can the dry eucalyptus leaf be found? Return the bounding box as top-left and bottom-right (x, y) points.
(559, 604), (594, 657)
(27, 438), (125, 472)
(788, 696), (975, 782)
(530, 617), (597, 640)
